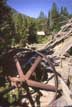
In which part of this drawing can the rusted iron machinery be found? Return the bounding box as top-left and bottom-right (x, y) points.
(0, 48), (59, 106)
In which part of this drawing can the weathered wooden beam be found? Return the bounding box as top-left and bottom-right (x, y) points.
(59, 76), (72, 105)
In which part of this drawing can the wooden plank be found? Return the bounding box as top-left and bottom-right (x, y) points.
(59, 76), (72, 105)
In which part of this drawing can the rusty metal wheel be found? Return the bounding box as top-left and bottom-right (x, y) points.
(0, 48), (58, 106)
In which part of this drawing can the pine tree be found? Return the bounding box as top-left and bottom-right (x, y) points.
(47, 11), (52, 33)
(0, 0), (15, 48)
(47, 2), (60, 32)
(38, 11), (46, 19)
(60, 6), (69, 26)
(63, 7), (69, 16)
(28, 21), (37, 44)
(51, 2), (59, 19)
(13, 13), (29, 46)
(60, 7), (64, 15)
(37, 11), (47, 31)
(60, 6), (69, 16)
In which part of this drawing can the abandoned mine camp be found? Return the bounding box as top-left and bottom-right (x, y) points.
(0, 0), (72, 107)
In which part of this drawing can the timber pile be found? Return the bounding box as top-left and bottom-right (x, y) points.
(47, 18), (72, 106)
(47, 19), (72, 51)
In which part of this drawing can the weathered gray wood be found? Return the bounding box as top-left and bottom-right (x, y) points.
(59, 76), (72, 105)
